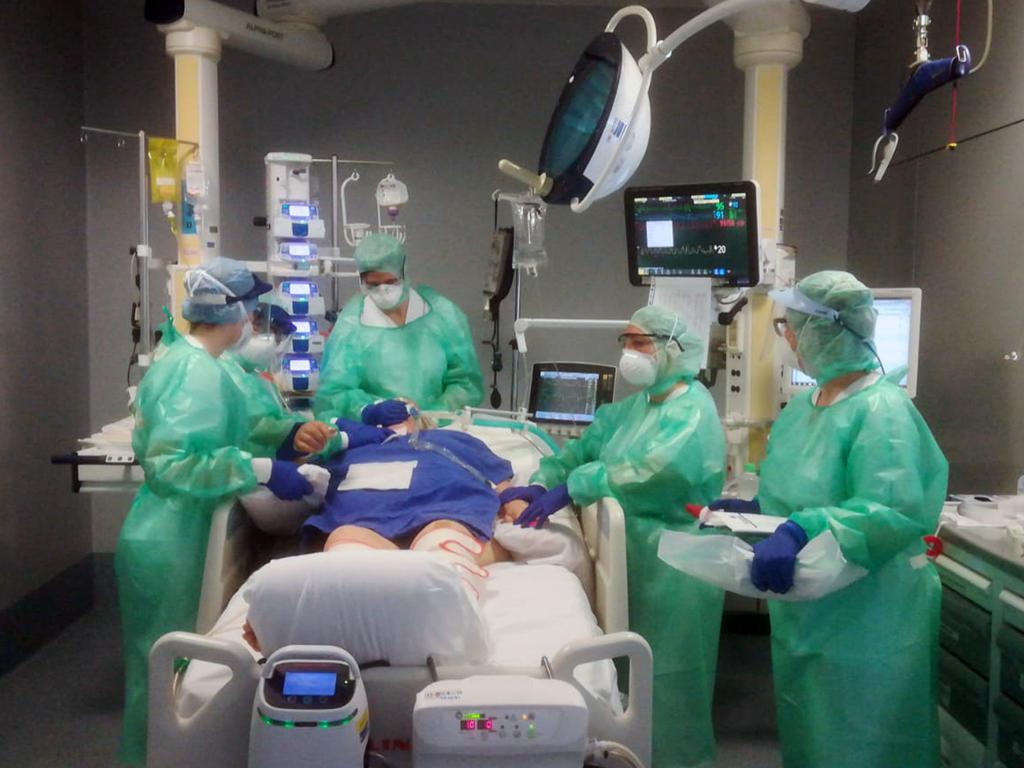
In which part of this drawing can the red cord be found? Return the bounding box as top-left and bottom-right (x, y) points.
(948, 0), (963, 148)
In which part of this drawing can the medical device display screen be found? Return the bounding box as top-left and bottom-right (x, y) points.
(625, 181), (759, 287)
(528, 363), (617, 425)
(288, 359), (313, 372)
(285, 282), (312, 296)
(459, 714), (495, 731)
(284, 202), (311, 218)
(286, 243), (311, 257)
(292, 320), (313, 335)
(791, 298), (914, 389)
(535, 371), (600, 423)
(283, 671), (337, 697)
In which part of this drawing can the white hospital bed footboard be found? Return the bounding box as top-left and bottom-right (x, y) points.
(147, 496), (644, 768)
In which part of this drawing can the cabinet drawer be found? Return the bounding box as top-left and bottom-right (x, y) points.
(939, 649), (989, 742)
(1000, 627), (1024, 708)
(996, 696), (1024, 768)
(941, 586), (992, 676)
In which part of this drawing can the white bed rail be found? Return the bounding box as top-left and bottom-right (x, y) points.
(581, 497), (630, 634)
(147, 632), (259, 768)
(551, 631), (653, 767)
(195, 500), (258, 634)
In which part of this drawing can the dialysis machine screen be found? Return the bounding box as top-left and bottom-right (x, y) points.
(625, 181), (759, 286)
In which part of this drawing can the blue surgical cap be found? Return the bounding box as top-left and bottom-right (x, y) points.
(182, 257), (271, 324)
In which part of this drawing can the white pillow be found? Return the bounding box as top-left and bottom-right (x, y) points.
(244, 550), (491, 665)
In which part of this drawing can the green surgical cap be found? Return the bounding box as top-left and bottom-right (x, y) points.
(630, 305), (704, 388)
(785, 270), (879, 384)
(355, 234), (406, 277)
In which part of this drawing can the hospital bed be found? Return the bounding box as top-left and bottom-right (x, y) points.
(146, 419), (652, 768)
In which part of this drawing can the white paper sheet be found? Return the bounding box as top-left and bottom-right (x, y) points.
(336, 460), (418, 491)
(648, 277), (713, 369)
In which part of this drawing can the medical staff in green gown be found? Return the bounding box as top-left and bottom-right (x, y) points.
(314, 234), (483, 424)
(115, 259), (316, 765)
(505, 305), (727, 768)
(714, 270), (947, 768)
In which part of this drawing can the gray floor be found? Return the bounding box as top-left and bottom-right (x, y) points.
(0, 563), (780, 767)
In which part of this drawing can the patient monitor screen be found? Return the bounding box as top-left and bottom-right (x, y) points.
(791, 297), (915, 389)
(529, 363), (617, 425)
(625, 181), (759, 287)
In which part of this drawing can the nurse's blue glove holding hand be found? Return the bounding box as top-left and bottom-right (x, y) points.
(499, 484), (547, 505)
(708, 498), (761, 514)
(362, 399), (409, 426)
(516, 484), (571, 528)
(264, 460), (314, 500)
(750, 520), (808, 594)
(333, 418), (394, 449)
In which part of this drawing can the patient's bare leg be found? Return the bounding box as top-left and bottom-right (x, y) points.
(411, 521), (490, 599)
(324, 525), (399, 553)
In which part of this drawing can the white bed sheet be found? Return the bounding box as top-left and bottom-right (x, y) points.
(177, 561), (619, 718)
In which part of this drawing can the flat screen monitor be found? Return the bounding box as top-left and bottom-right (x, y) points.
(625, 181), (760, 287)
(527, 363), (617, 427)
(787, 287), (921, 398)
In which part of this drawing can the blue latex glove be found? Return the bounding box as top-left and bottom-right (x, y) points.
(499, 484), (547, 505)
(265, 460), (313, 500)
(361, 399), (410, 427)
(707, 497), (761, 514)
(517, 484), (572, 529)
(333, 418), (393, 450)
(750, 520), (809, 594)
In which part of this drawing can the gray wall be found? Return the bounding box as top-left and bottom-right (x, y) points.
(85, 1), (854, 549)
(848, 0), (1024, 492)
(0, 2), (91, 608)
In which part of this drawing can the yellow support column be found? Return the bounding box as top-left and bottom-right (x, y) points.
(723, 13), (808, 472)
(162, 24), (222, 330)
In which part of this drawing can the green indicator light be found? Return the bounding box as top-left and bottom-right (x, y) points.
(284, 721), (295, 729)
(319, 722), (330, 729)
(464, 713), (483, 719)
(261, 716), (274, 726)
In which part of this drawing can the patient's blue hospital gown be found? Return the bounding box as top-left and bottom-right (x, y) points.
(304, 430), (514, 540)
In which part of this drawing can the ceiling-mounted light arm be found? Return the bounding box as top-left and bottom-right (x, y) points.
(571, 0), (771, 212)
(500, 0), (871, 214)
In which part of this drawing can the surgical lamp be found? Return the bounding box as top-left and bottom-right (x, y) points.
(498, 0), (870, 212)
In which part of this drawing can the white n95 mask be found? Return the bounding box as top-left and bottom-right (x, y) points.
(362, 282), (406, 311)
(619, 349), (658, 387)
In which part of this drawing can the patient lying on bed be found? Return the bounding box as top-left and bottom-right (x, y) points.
(300, 415), (529, 597)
